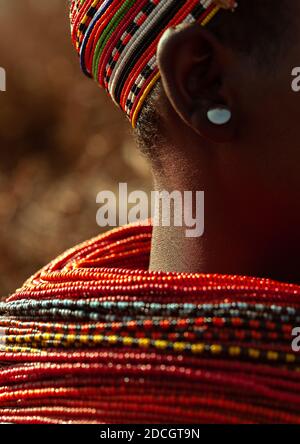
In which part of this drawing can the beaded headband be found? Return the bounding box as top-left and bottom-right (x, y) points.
(70, 0), (237, 127)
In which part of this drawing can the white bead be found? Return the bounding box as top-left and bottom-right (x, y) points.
(207, 107), (232, 125)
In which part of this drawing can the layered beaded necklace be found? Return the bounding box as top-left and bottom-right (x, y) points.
(0, 223), (300, 423)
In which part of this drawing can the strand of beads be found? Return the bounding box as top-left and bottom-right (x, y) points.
(1, 223), (300, 423)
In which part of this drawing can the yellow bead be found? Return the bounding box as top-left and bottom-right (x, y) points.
(80, 335), (89, 344)
(66, 335), (76, 343)
(248, 348), (260, 359)
(54, 334), (63, 342)
(138, 338), (150, 348)
(229, 346), (241, 357)
(173, 342), (186, 352)
(155, 340), (168, 350)
(191, 343), (205, 354)
(123, 337), (134, 346)
(286, 353), (296, 363)
(93, 335), (104, 344)
(106, 335), (118, 345)
(267, 351), (279, 361)
(211, 344), (222, 355)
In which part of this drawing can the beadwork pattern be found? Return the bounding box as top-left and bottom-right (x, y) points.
(0, 222), (300, 423)
(69, 0), (229, 127)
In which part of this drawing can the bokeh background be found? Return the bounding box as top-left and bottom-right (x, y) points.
(0, 0), (152, 296)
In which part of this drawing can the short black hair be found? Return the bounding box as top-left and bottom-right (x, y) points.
(208, 0), (293, 65)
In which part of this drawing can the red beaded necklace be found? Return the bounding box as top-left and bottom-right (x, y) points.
(0, 222), (300, 423)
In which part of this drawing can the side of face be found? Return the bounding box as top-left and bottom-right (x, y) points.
(154, 10), (300, 240)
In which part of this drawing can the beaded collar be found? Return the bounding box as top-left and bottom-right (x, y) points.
(0, 223), (300, 423)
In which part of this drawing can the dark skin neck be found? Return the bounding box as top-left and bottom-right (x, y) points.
(150, 172), (300, 283)
(145, 19), (300, 284)
(150, 214), (300, 284)
(148, 104), (300, 284)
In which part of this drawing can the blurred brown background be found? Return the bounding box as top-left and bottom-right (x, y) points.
(0, 0), (152, 296)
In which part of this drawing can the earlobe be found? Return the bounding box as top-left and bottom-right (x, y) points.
(157, 24), (237, 143)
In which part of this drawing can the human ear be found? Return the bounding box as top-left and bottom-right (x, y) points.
(157, 24), (237, 143)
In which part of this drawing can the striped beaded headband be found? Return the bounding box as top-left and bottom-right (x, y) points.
(70, 0), (238, 127)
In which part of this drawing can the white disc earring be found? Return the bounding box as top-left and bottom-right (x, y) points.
(207, 106), (232, 126)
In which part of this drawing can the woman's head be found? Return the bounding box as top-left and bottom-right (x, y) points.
(70, 1), (300, 281)
(145, 0), (300, 281)
(69, 0), (233, 125)
(70, 1), (299, 183)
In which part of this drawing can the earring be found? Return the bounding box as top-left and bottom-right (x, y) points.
(207, 106), (232, 126)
